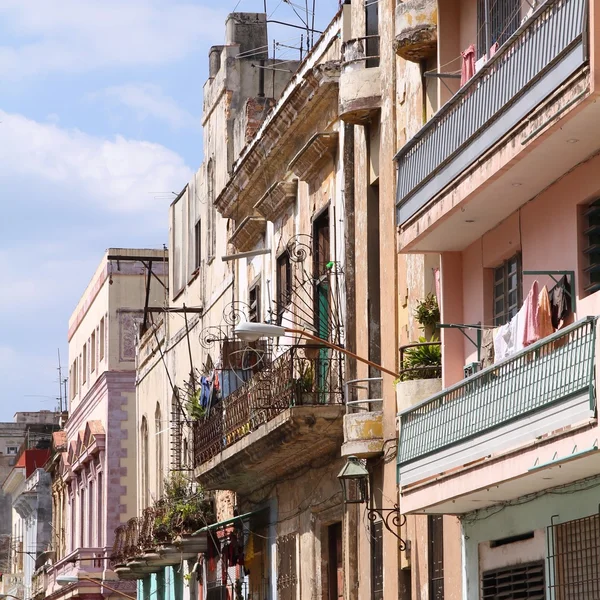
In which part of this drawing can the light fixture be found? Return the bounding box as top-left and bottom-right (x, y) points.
(566, 138), (579, 144)
(465, 219), (475, 223)
(512, 182), (522, 187)
(56, 574), (137, 600)
(233, 322), (400, 378)
(337, 456), (408, 550)
(337, 456), (369, 504)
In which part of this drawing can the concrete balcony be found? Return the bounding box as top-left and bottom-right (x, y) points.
(394, 0), (437, 62)
(342, 378), (383, 458)
(397, 317), (600, 514)
(339, 37), (381, 125)
(193, 345), (344, 495)
(395, 0), (598, 252)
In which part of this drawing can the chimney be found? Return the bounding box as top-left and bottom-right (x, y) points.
(225, 13), (268, 59)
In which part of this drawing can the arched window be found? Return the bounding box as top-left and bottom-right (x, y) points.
(140, 417), (149, 508)
(155, 403), (163, 498)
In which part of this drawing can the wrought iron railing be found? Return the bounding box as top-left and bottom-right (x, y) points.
(398, 317), (597, 466)
(399, 341), (442, 381)
(194, 345), (344, 466)
(110, 525), (127, 566)
(395, 0), (587, 219)
(345, 377), (383, 414)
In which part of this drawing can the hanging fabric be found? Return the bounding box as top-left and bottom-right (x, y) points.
(461, 44), (476, 86)
(538, 285), (554, 339)
(482, 327), (496, 367)
(522, 280), (540, 347)
(550, 275), (572, 329)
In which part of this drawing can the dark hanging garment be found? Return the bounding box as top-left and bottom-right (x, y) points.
(550, 276), (572, 329)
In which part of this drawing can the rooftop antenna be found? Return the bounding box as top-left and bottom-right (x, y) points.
(57, 348), (64, 413)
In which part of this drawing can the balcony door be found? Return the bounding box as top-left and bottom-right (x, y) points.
(328, 522), (344, 600)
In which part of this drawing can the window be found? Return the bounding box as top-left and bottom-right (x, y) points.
(155, 403), (163, 498)
(207, 159), (216, 261)
(371, 521), (384, 600)
(493, 254), (522, 326)
(194, 220), (202, 271)
(276, 251), (292, 324)
(173, 193), (185, 295)
(99, 317), (105, 361)
(6, 446), (18, 455)
(97, 472), (103, 547)
(80, 487), (86, 547)
(141, 418), (149, 508)
(428, 515), (444, 600)
(88, 480), (94, 545)
(548, 513), (599, 599)
(584, 200), (600, 293)
(249, 282), (261, 323)
(313, 209), (330, 280)
(482, 561), (545, 599)
(91, 330), (96, 373)
(477, 0), (520, 59)
(365, 0), (379, 67)
(82, 345), (87, 384)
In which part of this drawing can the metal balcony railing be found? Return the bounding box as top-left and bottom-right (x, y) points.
(398, 317), (597, 466)
(193, 345), (343, 467)
(345, 377), (383, 414)
(395, 0), (587, 222)
(341, 36), (380, 68)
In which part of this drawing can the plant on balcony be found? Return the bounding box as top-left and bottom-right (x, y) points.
(414, 293), (440, 339)
(400, 336), (441, 381)
(186, 388), (206, 420)
(152, 473), (215, 544)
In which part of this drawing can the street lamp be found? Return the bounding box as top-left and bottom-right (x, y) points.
(233, 322), (399, 378)
(56, 575), (137, 600)
(0, 594), (24, 600)
(337, 455), (369, 504)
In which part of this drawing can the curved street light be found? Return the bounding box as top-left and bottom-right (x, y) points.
(56, 575), (137, 600)
(233, 322), (400, 378)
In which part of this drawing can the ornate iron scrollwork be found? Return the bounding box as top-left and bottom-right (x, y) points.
(366, 505), (408, 551)
(222, 301), (252, 326)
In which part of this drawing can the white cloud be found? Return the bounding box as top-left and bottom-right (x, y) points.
(0, 0), (226, 78)
(96, 83), (199, 130)
(0, 109), (192, 215)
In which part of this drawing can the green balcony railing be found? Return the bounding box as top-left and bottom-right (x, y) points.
(398, 317), (597, 466)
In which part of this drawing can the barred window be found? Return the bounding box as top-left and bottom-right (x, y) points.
(494, 253), (522, 326)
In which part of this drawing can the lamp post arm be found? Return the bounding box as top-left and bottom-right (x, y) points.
(284, 328), (400, 379)
(80, 576), (137, 600)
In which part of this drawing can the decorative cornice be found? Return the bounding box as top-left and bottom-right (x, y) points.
(254, 179), (298, 221)
(229, 216), (268, 252)
(215, 60), (340, 221)
(288, 132), (339, 181)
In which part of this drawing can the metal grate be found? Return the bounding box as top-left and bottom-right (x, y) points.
(277, 533), (298, 600)
(399, 317), (597, 466)
(482, 561), (545, 599)
(547, 513), (600, 599)
(428, 515), (444, 600)
(494, 253), (522, 326)
(396, 0), (587, 222)
(477, 0), (521, 59)
(371, 521), (384, 600)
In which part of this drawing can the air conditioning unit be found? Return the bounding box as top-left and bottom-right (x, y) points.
(464, 361), (481, 378)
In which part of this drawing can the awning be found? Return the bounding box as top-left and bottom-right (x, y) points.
(193, 508), (266, 535)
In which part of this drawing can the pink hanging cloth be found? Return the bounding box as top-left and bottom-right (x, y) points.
(461, 44), (476, 86)
(522, 280), (540, 347)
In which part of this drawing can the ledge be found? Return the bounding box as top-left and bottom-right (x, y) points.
(229, 216), (267, 252)
(288, 132), (339, 181)
(253, 179), (298, 221)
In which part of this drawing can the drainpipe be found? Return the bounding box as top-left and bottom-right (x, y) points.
(343, 122), (359, 600)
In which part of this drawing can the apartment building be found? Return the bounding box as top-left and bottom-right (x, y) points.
(38, 248), (166, 600)
(395, 0), (600, 597)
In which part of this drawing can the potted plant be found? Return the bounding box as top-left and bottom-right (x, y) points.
(414, 293), (440, 340)
(400, 336), (442, 381)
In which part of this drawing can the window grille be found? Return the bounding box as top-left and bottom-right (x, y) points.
(547, 513), (600, 600)
(482, 561), (545, 599)
(371, 521), (384, 600)
(428, 515), (444, 600)
(494, 253), (522, 326)
(277, 533), (297, 600)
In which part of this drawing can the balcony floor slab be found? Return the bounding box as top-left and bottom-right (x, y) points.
(194, 405), (344, 495)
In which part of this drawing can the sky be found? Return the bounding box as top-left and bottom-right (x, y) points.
(0, 0), (339, 420)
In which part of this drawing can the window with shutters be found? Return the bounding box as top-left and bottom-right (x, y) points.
(547, 513), (600, 600)
(482, 561), (545, 600)
(493, 253), (522, 326)
(276, 251), (292, 324)
(371, 521), (384, 600)
(583, 200), (600, 294)
(428, 515), (444, 600)
(249, 281), (261, 323)
(477, 0), (520, 59)
(277, 533), (297, 600)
